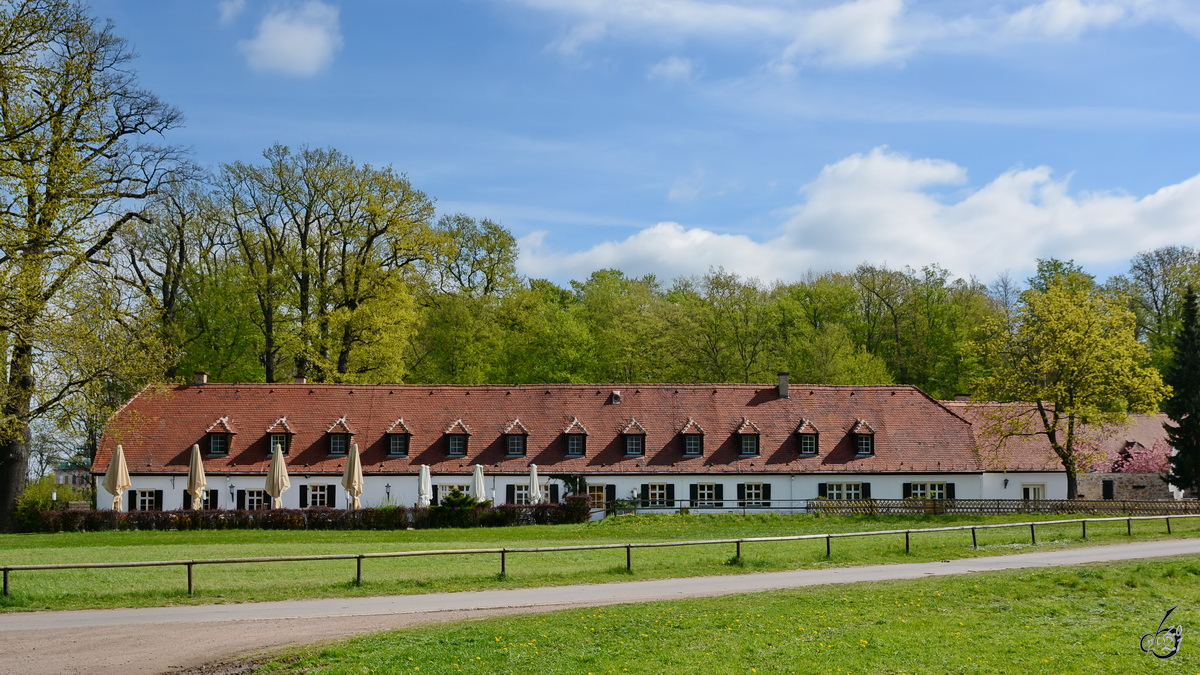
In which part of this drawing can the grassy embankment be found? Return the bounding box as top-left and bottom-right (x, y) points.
(254, 555), (1200, 674)
(1, 512), (1197, 612)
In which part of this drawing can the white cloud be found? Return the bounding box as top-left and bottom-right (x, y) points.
(239, 1), (343, 77)
(648, 56), (695, 81)
(785, 0), (907, 66)
(517, 147), (1200, 283)
(218, 0), (246, 25)
(1004, 0), (1128, 39)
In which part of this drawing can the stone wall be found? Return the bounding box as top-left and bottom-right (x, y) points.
(1078, 472), (1176, 500)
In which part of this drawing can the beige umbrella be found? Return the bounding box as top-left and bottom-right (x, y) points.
(102, 444), (132, 511)
(341, 442), (364, 510)
(472, 464), (487, 502)
(264, 444), (291, 509)
(529, 463), (543, 505)
(187, 443), (207, 510)
(417, 464), (432, 508)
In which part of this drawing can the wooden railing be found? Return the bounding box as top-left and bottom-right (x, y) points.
(4, 513), (1199, 599)
(607, 498), (1200, 516)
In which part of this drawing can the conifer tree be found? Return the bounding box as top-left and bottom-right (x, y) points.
(1165, 287), (1200, 495)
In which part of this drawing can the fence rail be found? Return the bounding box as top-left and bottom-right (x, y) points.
(4, 513), (1200, 599)
(607, 498), (1200, 516)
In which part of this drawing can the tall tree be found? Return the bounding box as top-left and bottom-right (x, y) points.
(1164, 287), (1200, 496)
(0, 0), (183, 529)
(973, 269), (1167, 498)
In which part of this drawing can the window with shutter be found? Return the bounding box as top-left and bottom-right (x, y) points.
(300, 484), (309, 508)
(588, 484), (607, 508)
(505, 484), (516, 504)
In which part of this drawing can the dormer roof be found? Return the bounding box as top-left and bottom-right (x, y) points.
(622, 418), (648, 435)
(327, 416), (355, 435)
(386, 418), (413, 435)
(679, 417), (705, 435)
(563, 417), (588, 435)
(206, 416), (236, 434)
(503, 418), (530, 435)
(735, 417), (761, 435)
(850, 418), (876, 435)
(795, 418), (819, 434)
(445, 418), (471, 435)
(265, 417), (294, 434)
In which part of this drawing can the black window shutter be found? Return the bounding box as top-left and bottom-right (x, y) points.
(183, 491), (192, 509)
(605, 484), (616, 503)
(945, 483), (955, 500)
(689, 484), (698, 502)
(127, 490), (137, 511)
(154, 490), (164, 511)
(300, 485), (309, 508)
(431, 487), (439, 506)
(737, 484), (746, 502)
(762, 484), (771, 506)
(902, 483), (912, 499)
(328, 484), (336, 509)
(549, 484), (560, 503)
(862, 483), (872, 499)
(208, 489), (219, 509)
(817, 483), (827, 498)
(640, 484), (649, 506)
(715, 484), (724, 506)
(506, 484), (516, 504)
(236, 489), (246, 510)
(666, 484), (675, 505)
(1102, 480), (1114, 500)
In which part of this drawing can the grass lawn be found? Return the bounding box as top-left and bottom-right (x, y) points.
(251, 555), (1200, 674)
(2, 512), (1198, 612)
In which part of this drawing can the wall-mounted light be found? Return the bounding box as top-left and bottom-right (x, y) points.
(385, 483), (391, 500)
(1003, 479), (1009, 489)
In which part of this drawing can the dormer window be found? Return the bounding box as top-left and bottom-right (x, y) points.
(386, 419), (413, 457)
(736, 418), (761, 457)
(566, 434), (586, 456)
(208, 433), (229, 456)
(265, 417), (295, 457)
(329, 433), (348, 455)
(503, 419), (529, 457)
(851, 418), (875, 456)
(799, 433), (818, 455)
(270, 433), (290, 456)
(680, 418), (704, 457)
(622, 418), (647, 457)
(448, 434), (468, 456)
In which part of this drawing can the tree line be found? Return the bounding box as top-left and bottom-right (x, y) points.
(1, 0), (1198, 529)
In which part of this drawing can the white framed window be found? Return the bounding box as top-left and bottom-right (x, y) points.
(587, 484), (607, 508)
(696, 483), (716, 506)
(245, 489), (267, 510)
(388, 434), (409, 456)
(506, 435), (527, 456)
(329, 433), (348, 455)
(448, 434), (467, 456)
(855, 435), (874, 456)
(739, 435), (759, 456)
(743, 482), (764, 506)
(209, 433), (228, 456)
(683, 434), (703, 456)
(136, 489), (158, 511)
(647, 483), (668, 506)
(910, 483), (946, 500)
(826, 483), (862, 500)
(1022, 484), (1045, 501)
(438, 484), (471, 501)
(566, 434), (586, 456)
(625, 434), (644, 456)
(799, 433), (818, 455)
(309, 484), (331, 508)
(270, 433), (289, 456)
(513, 484), (531, 505)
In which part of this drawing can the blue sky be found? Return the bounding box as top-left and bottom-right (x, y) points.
(89, 0), (1200, 286)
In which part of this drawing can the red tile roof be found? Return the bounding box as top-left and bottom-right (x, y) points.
(95, 382), (983, 478)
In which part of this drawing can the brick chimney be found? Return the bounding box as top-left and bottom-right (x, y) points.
(777, 372), (790, 398)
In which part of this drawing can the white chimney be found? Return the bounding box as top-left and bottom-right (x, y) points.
(777, 372), (790, 398)
(193, 371), (208, 385)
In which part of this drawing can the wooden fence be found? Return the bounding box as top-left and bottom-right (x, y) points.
(610, 498), (1200, 517)
(4, 513), (1199, 599)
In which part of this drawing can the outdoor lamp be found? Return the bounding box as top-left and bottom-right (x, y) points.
(385, 483), (391, 499)
(1003, 479), (1009, 489)
(51, 490), (57, 503)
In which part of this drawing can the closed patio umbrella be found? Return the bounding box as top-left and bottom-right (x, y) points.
(529, 463), (543, 505)
(472, 464), (487, 502)
(264, 444), (291, 509)
(102, 444), (132, 511)
(342, 442), (364, 509)
(186, 443), (207, 510)
(417, 464), (432, 507)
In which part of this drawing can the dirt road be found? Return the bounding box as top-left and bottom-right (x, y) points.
(2, 538), (1199, 674)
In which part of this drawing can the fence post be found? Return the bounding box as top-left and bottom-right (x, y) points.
(187, 563), (194, 596)
(1167, 517), (1172, 535)
(971, 527), (977, 549)
(826, 534), (831, 558)
(626, 545), (632, 572)
(2, 569), (7, 598)
(905, 531), (910, 554)
(356, 556), (363, 586)
(1127, 518), (1132, 536)
(736, 540), (742, 559)
(1030, 523), (1036, 545)
(1081, 520), (1087, 540)
(501, 550), (507, 576)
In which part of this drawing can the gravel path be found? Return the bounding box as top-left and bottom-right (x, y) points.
(2, 538), (1199, 674)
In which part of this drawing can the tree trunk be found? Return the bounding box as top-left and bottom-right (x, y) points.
(0, 341), (35, 531)
(1066, 471), (1079, 500)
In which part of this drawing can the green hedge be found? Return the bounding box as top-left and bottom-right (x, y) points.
(23, 496), (592, 532)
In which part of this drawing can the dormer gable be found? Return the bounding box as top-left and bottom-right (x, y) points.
(327, 416), (355, 435)
(503, 418), (530, 435)
(795, 418), (819, 435)
(445, 418), (471, 435)
(206, 416), (236, 435)
(563, 417), (589, 435)
(735, 417), (761, 435)
(621, 418), (648, 435)
(679, 417), (705, 435)
(265, 417), (294, 435)
(385, 418), (413, 435)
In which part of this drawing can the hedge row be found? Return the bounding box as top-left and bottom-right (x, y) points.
(24, 496), (591, 532)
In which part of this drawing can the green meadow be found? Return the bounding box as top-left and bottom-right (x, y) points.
(254, 555), (1200, 674)
(2, 512), (1198, 612)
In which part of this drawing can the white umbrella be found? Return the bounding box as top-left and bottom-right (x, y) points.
(102, 444), (132, 511)
(528, 463), (543, 505)
(186, 443), (207, 510)
(341, 442), (364, 510)
(417, 464), (432, 507)
(472, 464), (487, 502)
(264, 444), (291, 509)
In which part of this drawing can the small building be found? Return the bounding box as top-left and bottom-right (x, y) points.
(92, 375), (1069, 511)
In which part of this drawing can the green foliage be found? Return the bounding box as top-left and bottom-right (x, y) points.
(1165, 287), (1200, 494)
(13, 476), (88, 533)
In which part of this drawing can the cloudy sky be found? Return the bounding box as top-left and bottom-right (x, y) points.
(90, 0), (1200, 285)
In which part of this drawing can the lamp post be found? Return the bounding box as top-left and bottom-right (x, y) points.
(385, 483), (391, 501)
